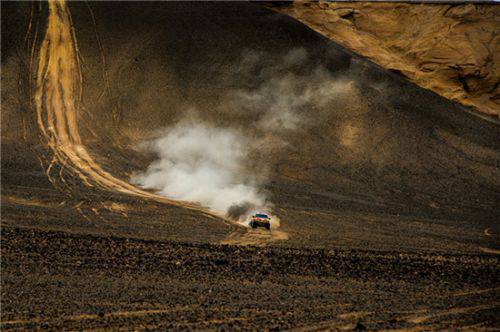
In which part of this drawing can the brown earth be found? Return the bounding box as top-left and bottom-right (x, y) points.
(1, 1), (499, 330)
(2, 227), (499, 330)
(268, 1), (500, 117)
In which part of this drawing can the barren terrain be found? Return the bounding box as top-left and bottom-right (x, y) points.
(2, 227), (499, 330)
(1, 1), (499, 330)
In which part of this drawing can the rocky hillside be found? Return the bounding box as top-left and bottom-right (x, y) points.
(268, 2), (499, 117)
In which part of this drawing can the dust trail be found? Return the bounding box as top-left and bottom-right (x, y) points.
(131, 121), (267, 215)
(132, 48), (354, 233)
(34, 0), (219, 218)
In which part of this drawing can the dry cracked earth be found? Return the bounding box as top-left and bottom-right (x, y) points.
(1, 1), (499, 330)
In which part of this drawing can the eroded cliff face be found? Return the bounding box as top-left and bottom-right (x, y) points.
(268, 2), (499, 117)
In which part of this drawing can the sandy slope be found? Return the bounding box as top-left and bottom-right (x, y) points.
(3, 1), (498, 253)
(269, 1), (500, 117)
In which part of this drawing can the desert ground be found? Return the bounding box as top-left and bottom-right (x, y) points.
(1, 1), (499, 330)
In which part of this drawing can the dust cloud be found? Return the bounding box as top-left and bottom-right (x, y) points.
(227, 202), (256, 221)
(131, 120), (266, 216)
(131, 48), (354, 224)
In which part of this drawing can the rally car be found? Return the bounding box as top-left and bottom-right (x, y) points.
(249, 213), (271, 230)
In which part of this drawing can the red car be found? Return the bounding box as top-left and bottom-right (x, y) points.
(249, 213), (271, 230)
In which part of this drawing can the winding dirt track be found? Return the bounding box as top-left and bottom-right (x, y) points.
(35, 0), (214, 212)
(33, 0), (283, 244)
(43, 0), (291, 244)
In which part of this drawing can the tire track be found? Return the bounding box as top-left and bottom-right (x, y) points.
(34, 0), (223, 221)
(33, 0), (287, 243)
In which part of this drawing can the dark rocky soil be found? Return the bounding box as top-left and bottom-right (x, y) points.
(2, 227), (498, 330)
